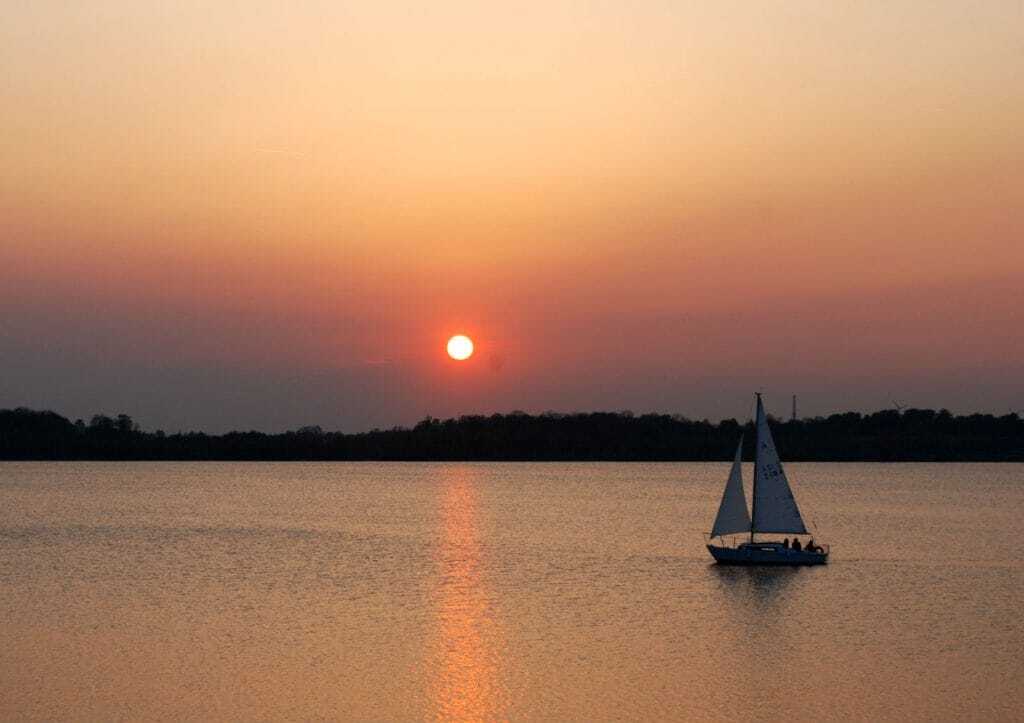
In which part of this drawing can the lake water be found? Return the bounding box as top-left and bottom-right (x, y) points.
(0, 462), (1021, 721)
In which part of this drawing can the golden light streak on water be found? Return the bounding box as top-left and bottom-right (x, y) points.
(430, 467), (507, 721)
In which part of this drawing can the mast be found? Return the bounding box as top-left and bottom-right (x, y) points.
(750, 393), (760, 543)
(750, 392), (808, 536)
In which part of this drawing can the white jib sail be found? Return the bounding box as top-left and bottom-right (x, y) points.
(711, 436), (751, 537)
(752, 395), (808, 534)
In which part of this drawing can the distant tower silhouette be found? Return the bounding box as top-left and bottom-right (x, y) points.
(792, 395), (797, 422)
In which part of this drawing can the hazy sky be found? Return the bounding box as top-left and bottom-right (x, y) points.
(3, 1), (1022, 432)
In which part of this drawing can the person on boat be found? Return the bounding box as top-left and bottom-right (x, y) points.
(792, 538), (802, 552)
(782, 538), (790, 549)
(807, 537), (815, 553)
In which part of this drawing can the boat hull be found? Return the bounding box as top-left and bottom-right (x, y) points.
(708, 542), (828, 566)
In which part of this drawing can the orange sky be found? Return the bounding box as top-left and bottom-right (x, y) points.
(2, 2), (1022, 431)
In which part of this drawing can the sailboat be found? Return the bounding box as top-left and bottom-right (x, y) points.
(706, 393), (828, 565)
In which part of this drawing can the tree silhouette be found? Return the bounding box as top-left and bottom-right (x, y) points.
(0, 406), (1021, 461)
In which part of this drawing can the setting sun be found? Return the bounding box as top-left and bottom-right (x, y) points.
(446, 335), (474, 361)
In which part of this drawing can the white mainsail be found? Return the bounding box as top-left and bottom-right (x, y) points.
(752, 394), (808, 534)
(710, 437), (751, 537)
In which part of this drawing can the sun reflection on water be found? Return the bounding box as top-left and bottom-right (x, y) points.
(430, 468), (507, 722)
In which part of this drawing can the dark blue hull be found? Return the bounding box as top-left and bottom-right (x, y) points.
(708, 542), (828, 566)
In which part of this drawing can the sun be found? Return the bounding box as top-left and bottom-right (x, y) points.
(446, 334), (474, 361)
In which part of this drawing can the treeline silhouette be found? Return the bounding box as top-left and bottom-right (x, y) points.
(1, 407), (1022, 461)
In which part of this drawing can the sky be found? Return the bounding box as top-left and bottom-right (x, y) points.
(2, 1), (1023, 432)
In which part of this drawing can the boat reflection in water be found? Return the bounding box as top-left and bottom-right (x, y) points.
(429, 467), (507, 721)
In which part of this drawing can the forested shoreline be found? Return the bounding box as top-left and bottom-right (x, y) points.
(1, 406), (1022, 461)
